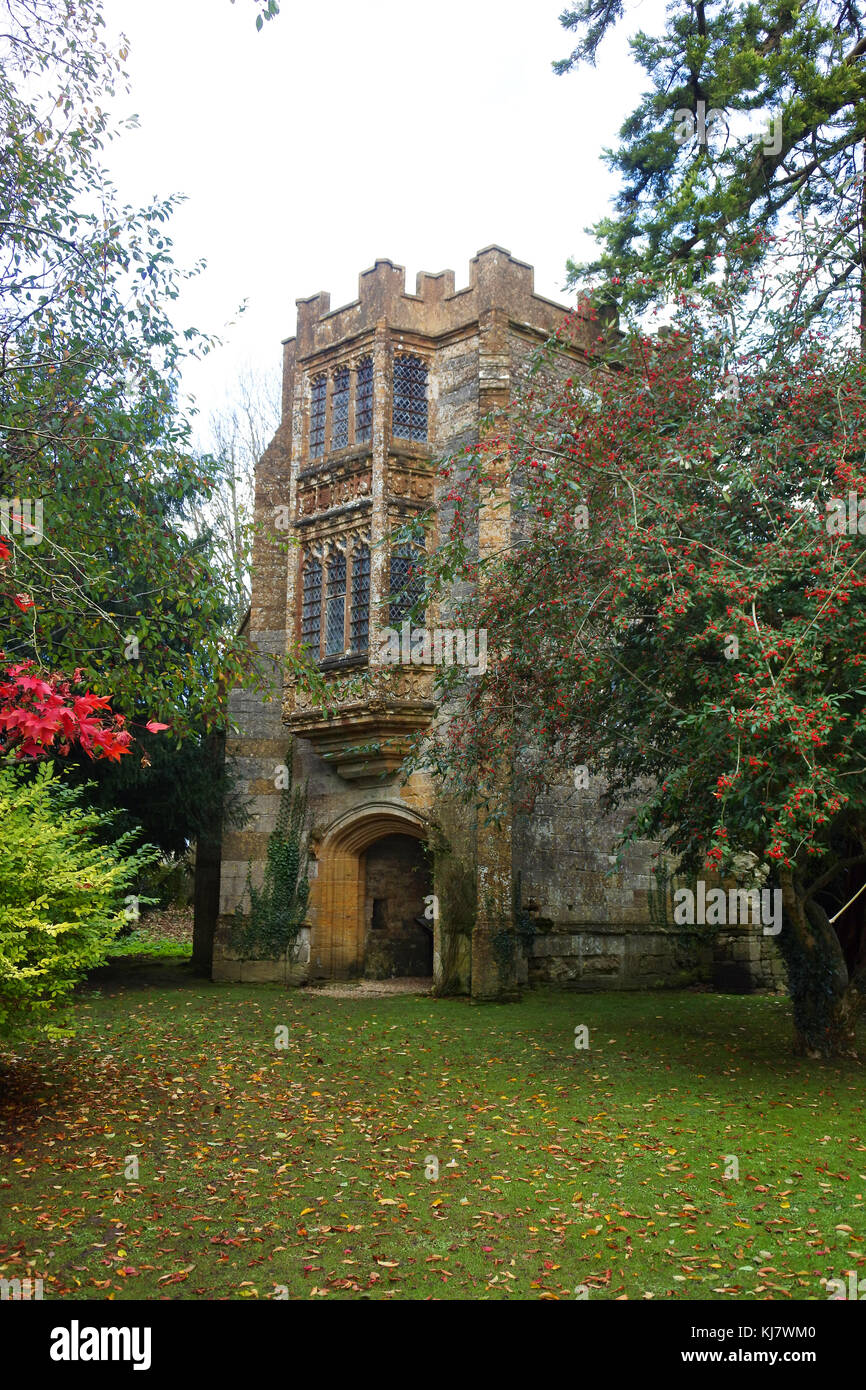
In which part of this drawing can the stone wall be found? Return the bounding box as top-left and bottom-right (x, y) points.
(213, 627), (288, 984)
(362, 834), (432, 978)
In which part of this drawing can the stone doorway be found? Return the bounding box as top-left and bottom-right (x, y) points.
(312, 803), (431, 979)
(362, 834), (433, 979)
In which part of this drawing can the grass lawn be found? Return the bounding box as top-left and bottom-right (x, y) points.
(1, 968), (864, 1301)
(105, 906), (193, 960)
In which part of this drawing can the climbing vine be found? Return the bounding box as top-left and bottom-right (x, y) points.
(231, 754), (310, 960)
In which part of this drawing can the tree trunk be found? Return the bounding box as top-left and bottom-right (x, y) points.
(778, 870), (860, 1057)
(192, 730), (225, 976)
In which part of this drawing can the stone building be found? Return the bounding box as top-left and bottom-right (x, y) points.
(213, 246), (784, 998)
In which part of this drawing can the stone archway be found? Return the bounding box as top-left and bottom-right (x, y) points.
(312, 804), (429, 978)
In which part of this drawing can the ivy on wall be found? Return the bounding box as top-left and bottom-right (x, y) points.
(231, 754), (310, 960)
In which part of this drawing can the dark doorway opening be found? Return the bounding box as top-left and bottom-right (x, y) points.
(362, 834), (432, 978)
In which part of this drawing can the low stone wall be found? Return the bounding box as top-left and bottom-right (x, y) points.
(712, 925), (786, 993)
(526, 923), (710, 990)
(211, 925), (312, 986)
(525, 921), (786, 993)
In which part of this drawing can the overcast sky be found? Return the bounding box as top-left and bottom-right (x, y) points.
(101, 0), (660, 438)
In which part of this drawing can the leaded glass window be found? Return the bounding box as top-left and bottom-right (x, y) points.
(325, 550), (347, 657)
(301, 553), (322, 656)
(332, 366), (349, 450)
(355, 357), (373, 443)
(310, 373), (326, 458)
(389, 542), (425, 626)
(393, 354), (428, 442)
(350, 542), (370, 653)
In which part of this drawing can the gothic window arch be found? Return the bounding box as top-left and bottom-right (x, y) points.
(301, 550), (322, 655)
(325, 547), (347, 656)
(301, 534), (371, 663)
(393, 354), (428, 442)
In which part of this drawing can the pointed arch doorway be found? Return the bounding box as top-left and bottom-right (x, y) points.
(312, 804), (432, 979)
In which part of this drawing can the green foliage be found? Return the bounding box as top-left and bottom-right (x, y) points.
(231, 756), (310, 960)
(0, 763), (158, 1038)
(414, 291), (866, 1051)
(107, 932), (190, 960)
(0, 0), (293, 741)
(422, 306), (866, 891)
(556, 0), (866, 343)
(134, 855), (194, 912)
(47, 725), (245, 861)
(231, 0), (280, 30)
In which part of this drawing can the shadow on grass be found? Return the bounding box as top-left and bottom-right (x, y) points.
(80, 953), (198, 994)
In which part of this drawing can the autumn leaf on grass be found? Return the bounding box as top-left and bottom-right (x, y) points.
(157, 1265), (194, 1285)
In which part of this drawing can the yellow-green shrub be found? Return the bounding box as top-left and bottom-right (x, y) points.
(0, 764), (158, 1038)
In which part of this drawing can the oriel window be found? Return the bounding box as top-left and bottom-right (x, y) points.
(310, 374), (327, 458)
(332, 366), (349, 450)
(325, 550), (347, 657)
(301, 553), (322, 656)
(350, 541), (371, 653)
(393, 354), (428, 442)
(355, 357), (373, 443)
(389, 541), (425, 626)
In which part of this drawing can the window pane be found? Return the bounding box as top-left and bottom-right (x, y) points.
(301, 554), (322, 656)
(389, 542), (425, 626)
(351, 542), (370, 653)
(356, 357), (373, 443)
(310, 374), (326, 458)
(332, 366), (349, 450)
(393, 354), (428, 442)
(325, 552), (346, 656)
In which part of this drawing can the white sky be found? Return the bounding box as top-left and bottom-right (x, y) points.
(101, 0), (661, 438)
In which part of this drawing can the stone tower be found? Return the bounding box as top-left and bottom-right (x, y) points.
(213, 246), (785, 999)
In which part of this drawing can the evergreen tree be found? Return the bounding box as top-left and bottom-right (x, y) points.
(557, 0), (866, 343)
